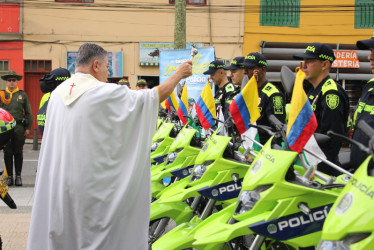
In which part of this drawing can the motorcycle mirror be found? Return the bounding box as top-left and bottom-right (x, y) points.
(280, 66), (296, 101)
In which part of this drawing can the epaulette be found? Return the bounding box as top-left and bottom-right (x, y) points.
(321, 79), (338, 95)
(261, 82), (279, 97)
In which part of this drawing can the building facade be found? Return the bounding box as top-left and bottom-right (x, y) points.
(0, 0), (245, 137)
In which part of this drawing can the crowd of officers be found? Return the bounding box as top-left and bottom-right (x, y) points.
(1, 33), (374, 185)
(204, 33), (374, 177)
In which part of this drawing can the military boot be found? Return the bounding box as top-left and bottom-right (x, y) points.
(4, 153), (13, 186)
(14, 154), (23, 186)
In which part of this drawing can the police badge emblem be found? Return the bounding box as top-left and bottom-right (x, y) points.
(326, 94), (339, 109)
(273, 96), (284, 114)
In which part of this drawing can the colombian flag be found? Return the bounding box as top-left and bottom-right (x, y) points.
(165, 91), (179, 113)
(286, 69), (318, 153)
(229, 75), (261, 134)
(177, 85), (189, 125)
(161, 100), (167, 110)
(196, 82), (216, 130)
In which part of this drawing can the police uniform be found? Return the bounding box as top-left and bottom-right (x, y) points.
(37, 92), (51, 136)
(257, 81), (286, 144)
(308, 76), (349, 175)
(0, 89), (33, 184)
(215, 82), (240, 120)
(351, 78), (374, 168)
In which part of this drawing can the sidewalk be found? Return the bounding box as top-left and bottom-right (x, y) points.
(0, 144), (39, 250)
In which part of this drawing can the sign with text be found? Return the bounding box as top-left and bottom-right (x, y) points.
(159, 46), (215, 102)
(139, 42), (204, 66)
(67, 51), (123, 77)
(332, 50), (360, 68)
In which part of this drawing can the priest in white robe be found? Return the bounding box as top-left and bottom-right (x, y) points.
(27, 43), (192, 250)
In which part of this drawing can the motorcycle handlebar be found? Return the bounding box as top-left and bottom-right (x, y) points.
(327, 130), (370, 155)
(357, 120), (374, 139)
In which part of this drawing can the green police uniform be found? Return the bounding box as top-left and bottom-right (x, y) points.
(0, 89), (33, 184)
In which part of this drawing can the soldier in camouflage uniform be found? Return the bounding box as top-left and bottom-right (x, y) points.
(0, 71), (33, 186)
(294, 43), (349, 176)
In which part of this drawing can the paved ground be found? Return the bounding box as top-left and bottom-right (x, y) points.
(0, 143), (39, 250)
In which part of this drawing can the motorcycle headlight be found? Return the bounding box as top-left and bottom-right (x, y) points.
(151, 139), (163, 152)
(318, 233), (371, 250)
(151, 142), (160, 152)
(190, 160), (214, 182)
(234, 185), (272, 215)
(165, 148), (183, 166)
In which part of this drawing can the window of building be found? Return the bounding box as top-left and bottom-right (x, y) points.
(169, 0), (206, 5)
(0, 60), (9, 72)
(260, 0), (300, 27)
(55, 0), (94, 3)
(24, 60), (52, 72)
(355, 0), (374, 29)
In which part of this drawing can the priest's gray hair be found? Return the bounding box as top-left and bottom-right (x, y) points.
(76, 43), (108, 67)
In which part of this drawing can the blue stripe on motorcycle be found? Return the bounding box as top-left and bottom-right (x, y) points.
(249, 203), (333, 241)
(198, 179), (243, 201)
(153, 154), (168, 163)
(170, 165), (194, 178)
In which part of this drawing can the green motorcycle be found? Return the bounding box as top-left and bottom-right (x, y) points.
(318, 120), (374, 250)
(151, 124), (204, 199)
(186, 117), (350, 249)
(149, 127), (254, 247)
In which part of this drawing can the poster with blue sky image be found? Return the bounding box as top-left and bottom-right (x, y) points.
(159, 46), (215, 103)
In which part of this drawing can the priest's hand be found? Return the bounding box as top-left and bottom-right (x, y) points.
(24, 129), (30, 137)
(175, 61), (193, 79)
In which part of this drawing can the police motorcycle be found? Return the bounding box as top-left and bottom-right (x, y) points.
(188, 115), (351, 250)
(151, 117), (206, 199)
(151, 107), (183, 164)
(148, 117), (256, 247)
(318, 120), (374, 249)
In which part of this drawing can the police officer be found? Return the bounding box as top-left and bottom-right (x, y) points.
(294, 43), (349, 176)
(38, 67), (71, 136)
(240, 52), (286, 144)
(203, 60), (237, 120)
(0, 71), (32, 186)
(136, 79), (148, 90)
(118, 78), (130, 88)
(224, 56), (245, 88)
(350, 34), (374, 169)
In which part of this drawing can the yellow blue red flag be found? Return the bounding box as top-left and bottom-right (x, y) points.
(165, 91), (179, 113)
(196, 82), (216, 130)
(177, 85), (189, 124)
(229, 75), (261, 134)
(286, 69), (318, 152)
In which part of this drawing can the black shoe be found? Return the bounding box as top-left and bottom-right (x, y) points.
(6, 177), (13, 186)
(15, 176), (22, 186)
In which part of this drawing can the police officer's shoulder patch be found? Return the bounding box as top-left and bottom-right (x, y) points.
(326, 94), (339, 109)
(225, 84), (234, 92)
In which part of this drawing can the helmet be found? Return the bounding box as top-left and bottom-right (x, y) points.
(0, 108), (15, 149)
(40, 67), (71, 93)
(188, 97), (196, 105)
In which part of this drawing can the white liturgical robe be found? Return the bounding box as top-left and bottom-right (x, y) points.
(27, 73), (159, 250)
